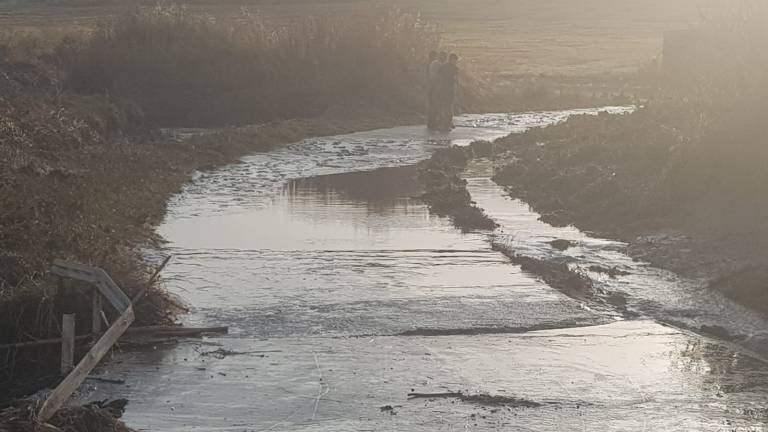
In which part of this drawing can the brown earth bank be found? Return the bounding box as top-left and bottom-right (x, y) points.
(416, 142), (635, 319)
(416, 104), (768, 324)
(488, 107), (768, 317)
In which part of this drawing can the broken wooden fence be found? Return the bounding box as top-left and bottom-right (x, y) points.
(37, 260), (137, 422)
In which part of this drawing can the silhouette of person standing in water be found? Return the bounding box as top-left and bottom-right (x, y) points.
(427, 51), (447, 130)
(436, 53), (460, 131)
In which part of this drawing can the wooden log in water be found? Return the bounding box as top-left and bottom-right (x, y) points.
(0, 325), (229, 350)
(123, 325), (229, 337)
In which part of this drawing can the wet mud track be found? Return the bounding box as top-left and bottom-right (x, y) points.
(83, 109), (768, 431)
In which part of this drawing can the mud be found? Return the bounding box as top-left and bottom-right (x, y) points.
(416, 157), (635, 316)
(395, 320), (602, 336)
(588, 265), (630, 277)
(549, 239), (575, 251)
(463, 163), (768, 355)
(487, 110), (768, 317)
(198, 348), (277, 359)
(418, 146), (497, 232)
(502, 253), (593, 300)
(407, 391), (543, 408)
(75, 108), (768, 431)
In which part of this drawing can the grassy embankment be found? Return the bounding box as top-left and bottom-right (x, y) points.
(0, 5), (438, 401)
(488, 3), (768, 313)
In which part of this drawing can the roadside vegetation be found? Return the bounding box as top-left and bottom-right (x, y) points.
(491, 2), (768, 313)
(0, 5), (438, 400)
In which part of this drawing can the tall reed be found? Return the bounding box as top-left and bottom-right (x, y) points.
(66, 6), (440, 126)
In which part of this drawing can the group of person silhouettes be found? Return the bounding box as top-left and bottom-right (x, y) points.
(426, 51), (460, 131)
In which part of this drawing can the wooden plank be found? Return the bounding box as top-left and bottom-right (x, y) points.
(91, 289), (103, 334)
(123, 325), (228, 337)
(60, 314), (75, 375)
(94, 269), (131, 312)
(37, 306), (135, 423)
(50, 261), (131, 312)
(0, 334), (92, 350)
(50, 261), (101, 285)
(0, 326), (227, 350)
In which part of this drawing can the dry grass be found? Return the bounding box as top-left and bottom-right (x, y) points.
(62, 6), (438, 127)
(0, 0), (716, 79)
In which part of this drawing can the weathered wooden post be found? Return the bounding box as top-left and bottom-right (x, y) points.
(91, 287), (103, 334)
(60, 314), (75, 375)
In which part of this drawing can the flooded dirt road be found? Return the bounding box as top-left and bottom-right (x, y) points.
(85, 109), (768, 431)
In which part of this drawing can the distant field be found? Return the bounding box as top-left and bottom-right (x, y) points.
(0, 0), (718, 77)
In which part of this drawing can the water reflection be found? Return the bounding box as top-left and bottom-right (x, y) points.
(84, 109), (768, 431)
(166, 107), (633, 220)
(159, 166), (601, 338)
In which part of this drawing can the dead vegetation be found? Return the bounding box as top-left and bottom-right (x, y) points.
(65, 6), (439, 127)
(0, 399), (132, 432)
(0, 6), (437, 400)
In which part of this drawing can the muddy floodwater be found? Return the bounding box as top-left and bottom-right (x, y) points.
(85, 109), (768, 431)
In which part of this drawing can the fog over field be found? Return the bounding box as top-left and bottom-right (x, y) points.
(1, 0), (719, 76)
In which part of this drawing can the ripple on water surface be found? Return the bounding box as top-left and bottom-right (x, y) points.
(85, 108), (768, 431)
(461, 161), (768, 350)
(162, 165), (605, 337)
